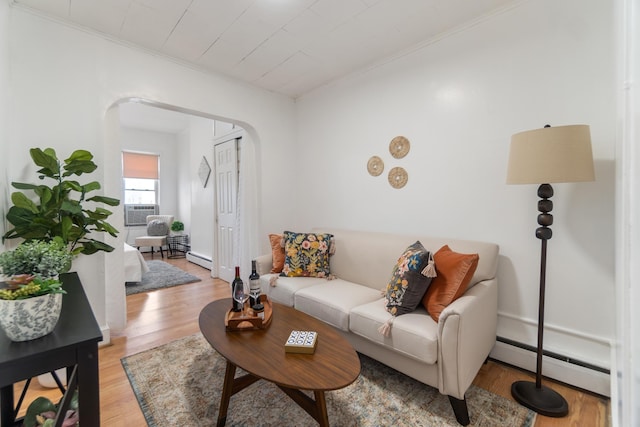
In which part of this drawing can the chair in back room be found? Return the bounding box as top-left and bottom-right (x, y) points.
(134, 215), (174, 258)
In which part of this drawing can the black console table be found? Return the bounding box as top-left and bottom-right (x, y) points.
(0, 272), (102, 426)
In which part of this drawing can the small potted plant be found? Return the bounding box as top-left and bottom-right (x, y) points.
(23, 392), (78, 427)
(0, 239), (73, 341)
(170, 220), (184, 234)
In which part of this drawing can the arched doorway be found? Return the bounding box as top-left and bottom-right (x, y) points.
(104, 98), (260, 328)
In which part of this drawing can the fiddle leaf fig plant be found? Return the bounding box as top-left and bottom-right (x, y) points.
(2, 148), (120, 255)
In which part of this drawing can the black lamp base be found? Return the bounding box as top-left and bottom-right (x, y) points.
(511, 380), (568, 417)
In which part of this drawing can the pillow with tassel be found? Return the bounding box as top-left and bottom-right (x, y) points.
(378, 241), (436, 336)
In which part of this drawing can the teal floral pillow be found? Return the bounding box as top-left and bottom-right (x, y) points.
(383, 241), (435, 316)
(281, 231), (333, 278)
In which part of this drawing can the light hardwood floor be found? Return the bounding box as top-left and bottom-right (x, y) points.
(16, 255), (610, 426)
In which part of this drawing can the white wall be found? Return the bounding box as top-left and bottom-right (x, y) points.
(296, 0), (615, 393)
(5, 6), (297, 341)
(176, 127), (191, 235)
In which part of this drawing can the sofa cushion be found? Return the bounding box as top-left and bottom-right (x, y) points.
(147, 219), (168, 236)
(281, 231), (333, 278)
(294, 280), (381, 331)
(350, 299), (439, 364)
(268, 234), (285, 273)
(259, 275), (326, 307)
(422, 245), (479, 322)
(383, 241), (434, 316)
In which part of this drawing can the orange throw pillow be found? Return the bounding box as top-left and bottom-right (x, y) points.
(269, 234), (285, 273)
(422, 245), (479, 322)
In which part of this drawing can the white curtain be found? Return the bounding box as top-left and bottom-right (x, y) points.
(235, 134), (260, 280)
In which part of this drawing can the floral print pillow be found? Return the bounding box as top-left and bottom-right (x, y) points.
(281, 231), (333, 278)
(383, 241), (435, 316)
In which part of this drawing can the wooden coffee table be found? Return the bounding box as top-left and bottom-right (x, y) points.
(199, 298), (361, 427)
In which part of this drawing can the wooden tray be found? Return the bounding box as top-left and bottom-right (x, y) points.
(225, 295), (273, 331)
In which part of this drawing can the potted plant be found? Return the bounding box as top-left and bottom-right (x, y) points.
(170, 220), (184, 234)
(2, 148), (120, 255)
(23, 392), (78, 427)
(0, 239), (72, 341)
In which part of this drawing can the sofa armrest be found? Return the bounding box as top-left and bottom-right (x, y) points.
(255, 253), (273, 276)
(436, 279), (498, 399)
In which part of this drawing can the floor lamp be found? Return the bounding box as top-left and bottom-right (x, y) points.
(506, 124), (595, 417)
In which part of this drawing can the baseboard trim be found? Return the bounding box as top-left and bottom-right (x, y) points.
(497, 336), (610, 374)
(490, 338), (611, 397)
(100, 325), (110, 346)
(186, 251), (212, 270)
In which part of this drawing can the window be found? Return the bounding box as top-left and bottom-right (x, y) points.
(122, 152), (159, 205)
(123, 178), (156, 204)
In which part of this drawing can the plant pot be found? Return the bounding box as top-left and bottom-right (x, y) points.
(0, 293), (63, 341)
(38, 368), (68, 388)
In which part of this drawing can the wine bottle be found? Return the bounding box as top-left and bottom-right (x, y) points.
(231, 266), (243, 312)
(249, 260), (261, 307)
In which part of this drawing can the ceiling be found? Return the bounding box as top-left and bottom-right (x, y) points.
(13, 0), (517, 99)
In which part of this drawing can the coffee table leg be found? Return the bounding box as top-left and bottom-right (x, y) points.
(217, 361), (236, 427)
(314, 390), (330, 427)
(277, 386), (330, 427)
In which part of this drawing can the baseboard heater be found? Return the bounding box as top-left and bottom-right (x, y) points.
(496, 336), (610, 374)
(493, 336), (611, 397)
(186, 251), (212, 270)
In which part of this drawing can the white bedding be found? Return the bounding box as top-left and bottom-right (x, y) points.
(124, 243), (149, 282)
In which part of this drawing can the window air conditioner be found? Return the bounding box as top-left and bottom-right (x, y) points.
(124, 204), (159, 226)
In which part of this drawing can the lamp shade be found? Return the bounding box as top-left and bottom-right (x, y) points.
(506, 125), (595, 185)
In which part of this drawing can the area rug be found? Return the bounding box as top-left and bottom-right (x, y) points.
(125, 260), (201, 295)
(122, 334), (536, 426)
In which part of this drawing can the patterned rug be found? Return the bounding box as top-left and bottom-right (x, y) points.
(125, 260), (201, 295)
(122, 334), (536, 426)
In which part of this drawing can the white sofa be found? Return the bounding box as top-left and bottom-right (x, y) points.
(256, 228), (499, 425)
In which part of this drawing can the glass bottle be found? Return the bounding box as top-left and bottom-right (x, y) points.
(231, 266), (243, 312)
(249, 260), (261, 307)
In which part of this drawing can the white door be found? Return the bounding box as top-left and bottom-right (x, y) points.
(214, 138), (239, 283)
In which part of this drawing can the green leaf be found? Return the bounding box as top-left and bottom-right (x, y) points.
(24, 396), (56, 427)
(63, 180), (83, 192)
(10, 193), (38, 213)
(82, 181), (101, 193)
(66, 149), (93, 162)
(30, 148), (60, 177)
(63, 159), (97, 176)
(85, 209), (109, 220)
(92, 221), (119, 237)
(43, 147), (57, 157)
(11, 182), (39, 190)
(60, 200), (82, 215)
(87, 195), (120, 206)
(80, 239), (115, 254)
(5, 206), (35, 224)
(58, 216), (74, 243)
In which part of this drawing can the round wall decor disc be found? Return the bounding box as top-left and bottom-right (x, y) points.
(388, 167), (408, 189)
(389, 136), (410, 159)
(367, 155), (384, 176)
